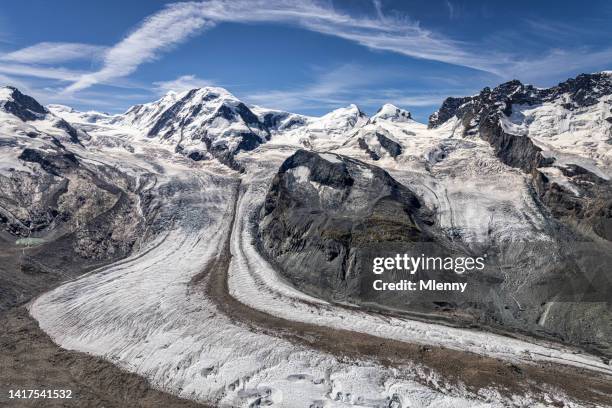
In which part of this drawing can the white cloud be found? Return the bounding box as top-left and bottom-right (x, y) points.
(245, 64), (450, 112)
(1, 42), (106, 64)
(0, 73), (31, 92)
(153, 74), (213, 94)
(6, 0), (607, 97)
(508, 47), (612, 82)
(194, 0), (505, 74)
(366, 93), (447, 107)
(0, 63), (85, 81)
(62, 0), (506, 94)
(445, 1), (455, 19)
(246, 64), (380, 110)
(64, 2), (215, 93)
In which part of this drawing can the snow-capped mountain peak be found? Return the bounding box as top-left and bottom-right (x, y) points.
(308, 104), (368, 135)
(46, 104), (75, 113)
(323, 103), (365, 120)
(0, 86), (48, 122)
(0, 86), (86, 144)
(371, 103), (413, 123)
(0, 86), (16, 101)
(114, 86), (270, 169)
(47, 104), (113, 125)
(121, 86), (238, 130)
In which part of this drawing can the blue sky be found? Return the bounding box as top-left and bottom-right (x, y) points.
(1, 0), (611, 122)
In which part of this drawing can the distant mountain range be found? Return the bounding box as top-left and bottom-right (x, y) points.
(1, 71), (611, 363)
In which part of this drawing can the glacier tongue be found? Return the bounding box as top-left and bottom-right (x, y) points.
(27, 153), (511, 407)
(29, 146), (605, 408)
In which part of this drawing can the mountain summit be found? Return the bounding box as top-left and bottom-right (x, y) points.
(0, 86), (48, 122)
(118, 87), (270, 167)
(0, 86), (84, 144)
(371, 103), (412, 123)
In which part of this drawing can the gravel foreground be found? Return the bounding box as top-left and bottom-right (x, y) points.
(0, 307), (208, 408)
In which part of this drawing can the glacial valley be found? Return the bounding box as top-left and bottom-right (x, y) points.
(1, 73), (612, 407)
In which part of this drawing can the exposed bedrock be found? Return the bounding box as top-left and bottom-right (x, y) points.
(0, 147), (148, 311)
(141, 88), (270, 171)
(0, 87), (85, 144)
(429, 74), (612, 243)
(258, 150), (612, 358)
(423, 76), (612, 354)
(0, 86), (47, 122)
(534, 164), (612, 241)
(356, 130), (403, 161)
(376, 131), (402, 158)
(258, 150), (442, 306)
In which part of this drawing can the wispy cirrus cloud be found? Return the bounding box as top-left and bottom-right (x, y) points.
(2, 0), (611, 115)
(0, 63), (86, 81)
(0, 42), (105, 86)
(361, 91), (449, 108)
(1, 42), (106, 64)
(195, 0), (506, 74)
(61, 0), (612, 96)
(61, 0), (507, 94)
(64, 2), (215, 93)
(0, 42), (104, 85)
(246, 64), (386, 110)
(445, 1), (455, 19)
(244, 64), (454, 113)
(509, 47), (612, 82)
(0, 73), (31, 92)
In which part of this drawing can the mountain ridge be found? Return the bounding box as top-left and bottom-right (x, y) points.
(1, 72), (612, 385)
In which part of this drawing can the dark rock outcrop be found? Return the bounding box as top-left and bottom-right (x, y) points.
(0, 88), (148, 311)
(259, 150), (439, 304)
(429, 73), (612, 130)
(420, 74), (612, 356)
(258, 148), (612, 358)
(376, 132), (402, 158)
(358, 138), (380, 160)
(428, 73), (612, 242)
(258, 151), (531, 318)
(0, 86), (47, 121)
(261, 111), (308, 131)
(356, 131), (403, 160)
(534, 165), (612, 241)
(428, 96), (474, 129)
(18, 148), (78, 176)
(54, 118), (84, 145)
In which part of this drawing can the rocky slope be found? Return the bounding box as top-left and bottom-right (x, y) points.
(5, 77), (611, 354)
(258, 149), (439, 302)
(429, 73), (612, 241)
(256, 73), (612, 357)
(257, 149), (612, 355)
(0, 86), (145, 311)
(426, 74), (612, 354)
(119, 87), (272, 170)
